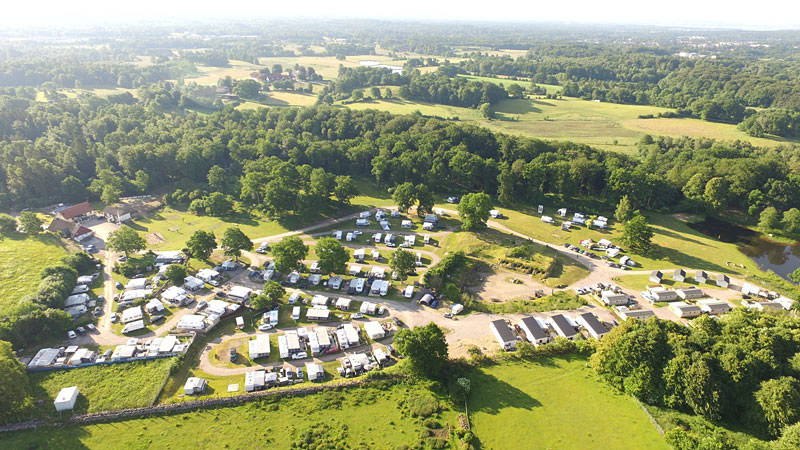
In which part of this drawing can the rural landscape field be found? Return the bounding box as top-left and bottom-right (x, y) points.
(1, 6), (800, 450)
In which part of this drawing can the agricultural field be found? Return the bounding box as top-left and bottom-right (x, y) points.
(457, 74), (561, 95)
(24, 358), (175, 419)
(469, 357), (668, 449)
(0, 379), (454, 449)
(0, 233), (70, 315)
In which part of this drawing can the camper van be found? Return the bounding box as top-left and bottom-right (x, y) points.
(236, 316), (245, 330)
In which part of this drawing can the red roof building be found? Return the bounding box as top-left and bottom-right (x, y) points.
(58, 201), (93, 220)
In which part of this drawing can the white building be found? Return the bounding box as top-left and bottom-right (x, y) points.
(697, 299), (732, 315)
(184, 276), (205, 291)
(669, 302), (703, 318)
(490, 319), (516, 351)
(54, 386), (79, 412)
(648, 286), (679, 302)
(306, 308), (330, 321)
(184, 377), (207, 395)
(311, 295), (329, 307)
(676, 287), (704, 300)
(576, 313), (608, 339)
(177, 314), (207, 331)
(228, 286), (252, 302)
(335, 297), (352, 310)
(125, 278), (148, 291)
(617, 306), (656, 321)
(196, 268), (219, 282)
(519, 317), (550, 346)
(338, 324), (360, 348)
(306, 362), (325, 382)
(121, 306), (143, 324)
(747, 301), (783, 312)
(161, 285), (188, 305)
(364, 321), (385, 340)
(601, 290), (628, 306)
(548, 314), (578, 340)
(249, 334), (271, 360)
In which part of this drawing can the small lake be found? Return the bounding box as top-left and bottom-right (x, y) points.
(688, 217), (800, 279)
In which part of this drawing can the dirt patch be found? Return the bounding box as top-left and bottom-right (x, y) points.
(468, 269), (547, 302)
(146, 232), (166, 245)
(672, 212), (699, 222)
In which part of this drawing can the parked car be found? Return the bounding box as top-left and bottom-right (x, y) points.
(258, 323), (273, 332)
(229, 348), (237, 362)
(350, 313), (364, 319)
(443, 312), (454, 319)
(208, 279), (220, 287)
(110, 314), (119, 324)
(297, 368), (304, 379)
(196, 300), (207, 310)
(115, 281), (123, 290)
(216, 291), (227, 298)
(97, 296), (105, 304)
(117, 255), (128, 262)
(93, 307), (103, 316)
(86, 324), (96, 332)
(76, 326), (86, 335)
(150, 315), (165, 323)
(67, 330), (77, 339)
(133, 274), (145, 279)
(392, 317), (403, 327)
(291, 352), (308, 360)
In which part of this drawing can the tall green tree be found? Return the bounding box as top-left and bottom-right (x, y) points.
(18, 211), (42, 234)
(334, 175), (358, 205)
(271, 236), (308, 273)
(781, 208), (800, 234)
(390, 248), (417, 281)
(759, 206), (782, 231)
(415, 183), (435, 216)
(186, 230), (216, 261)
(164, 264), (187, 285)
(221, 227), (253, 261)
(620, 214), (654, 254)
(0, 213), (17, 234)
(0, 340), (32, 423)
(755, 376), (800, 437)
(263, 280), (286, 304)
(703, 177), (729, 211)
(614, 195), (634, 223)
(106, 226), (146, 256)
(315, 237), (348, 274)
(394, 323), (449, 380)
(393, 182), (416, 212)
(457, 192), (492, 231)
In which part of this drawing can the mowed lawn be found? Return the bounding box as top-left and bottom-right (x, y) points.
(469, 357), (668, 450)
(0, 233), (69, 315)
(1, 380), (453, 449)
(25, 358), (174, 419)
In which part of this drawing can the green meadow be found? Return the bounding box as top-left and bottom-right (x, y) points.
(0, 233), (70, 315)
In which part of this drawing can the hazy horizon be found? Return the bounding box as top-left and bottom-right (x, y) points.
(2, 0), (799, 31)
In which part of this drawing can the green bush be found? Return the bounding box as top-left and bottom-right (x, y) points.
(423, 418), (442, 429)
(408, 395), (440, 418)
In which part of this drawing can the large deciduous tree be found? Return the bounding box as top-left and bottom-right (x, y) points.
(0, 340), (32, 423)
(18, 211), (42, 234)
(334, 175), (358, 205)
(221, 227), (252, 261)
(164, 264), (187, 285)
(755, 376), (800, 437)
(186, 230), (217, 261)
(457, 192), (492, 231)
(620, 214), (654, 254)
(393, 182), (416, 212)
(394, 322), (449, 380)
(106, 226), (146, 256)
(614, 195), (634, 223)
(390, 248), (417, 281)
(315, 237), (348, 274)
(271, 236), (308, 273)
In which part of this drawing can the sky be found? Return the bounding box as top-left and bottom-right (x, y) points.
(2, 0), (800, 29)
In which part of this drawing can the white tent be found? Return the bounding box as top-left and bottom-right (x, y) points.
(54, 386), (79, 412)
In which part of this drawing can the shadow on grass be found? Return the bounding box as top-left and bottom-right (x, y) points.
(468, 367), (541, 416)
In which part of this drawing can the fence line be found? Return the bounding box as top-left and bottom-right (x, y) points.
(0, 375), (405, 434)
(26, 353), (180, 373)
(636, 399), (665, 436)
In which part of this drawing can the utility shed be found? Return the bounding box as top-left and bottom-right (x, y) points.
(716, 274), (730, 288)
(695, 271), (708, 283)
(490, 319), (516, 351)
(649, 271), (663, 284)
(54, 386), (79, 412)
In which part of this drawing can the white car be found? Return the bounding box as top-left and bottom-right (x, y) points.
(353, 230), (363, 236)
(258, 323), (273, 331)
(67, 330), (77, 339)
(350, 313), (364, 319)
(208, 279), (220, 287)
(291, 352), (308, 360)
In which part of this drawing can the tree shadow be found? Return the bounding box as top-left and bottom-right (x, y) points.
(495, 99), (541, 115)
(648, 244), (734, 274)
(468, 368), (541, 416)
(654, 227), (711, 247)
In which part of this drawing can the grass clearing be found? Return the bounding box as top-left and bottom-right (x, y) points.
(457, 74), (561, 95)
(469, 356), (668, 449)
(25, 358), (175, 419)
(0, 233), (70, 315)
(1, 378), (452, 449)
(472, 291), (588, 314)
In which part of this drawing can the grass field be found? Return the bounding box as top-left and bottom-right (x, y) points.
(469, 356), (668, 449)
(491, 205), (758, 276)
(457, 74), (561, 95)
(0, 233), (70, 315)
(1, 378), (453, 449)
(24, 358), (174, 419)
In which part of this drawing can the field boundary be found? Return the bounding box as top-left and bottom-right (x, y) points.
(637, 398), (665, 436)
(0, 374), (405, 434)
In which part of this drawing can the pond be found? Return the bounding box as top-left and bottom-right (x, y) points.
(688, 217), (800, 280)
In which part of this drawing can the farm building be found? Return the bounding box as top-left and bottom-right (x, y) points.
(649, 271), (663, 283)
(601, 290), (628, 306)
(306, 308), (330, 321)
(697, 299), (732, 315)
(184, 377), (207, 395)
(249, 335), (271, 360)
(335, 297), (352, 310)
(490, 319), (517, 351)
(364, 321), (386, 340)
(716, 274), (730, 288)
(695, 271), (708, 283)
(47, 218), (94, 241)
(121, 306), (143, 323)
(57, 201), (93, 221)
(677, 287), (704, 300)
(183, 276), (205, 291)
(669, 302), (703, 318)
(54, 386), (80, 412)
(575, 313), (608, 339)
(548, 314), (578, 340)
(673, 269), (686, 282)
(177, 314), (207, 331)
(306, 363), (325, 382)
(519, 317), (550, 346)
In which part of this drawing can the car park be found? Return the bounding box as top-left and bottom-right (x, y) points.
(67, 330), (77, 339)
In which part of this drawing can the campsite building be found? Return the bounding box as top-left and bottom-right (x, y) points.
(669, 302), (703, 318)
(490, 319), (517, 351)
(698, 299), (732, 315)
(548, 314), (578, 340)
(335, 297), (352, 310)
(695, 271), (708, 283)
(616, 306), (655, 321)
(306, 363), (325, 382)
(716, 274), (731, 288)
(183, 276), (205, 291)
(649, 271), (663, 283)
(673, 269), (686, 282)
(184, 377), (208, 395)
(519, 317), (551, 346)
(601, 290), (629, 306)
(364, 321), (385, 340)
(306, 308), (331, 321)
(677, 287), (704, 300)
(575, 313), (608, 339)
(248, 335), (271, 360)
(121, 306), (143, 324)
(54, 386), (80, 412)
